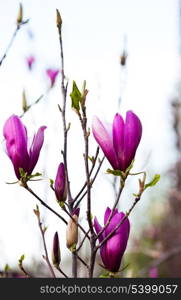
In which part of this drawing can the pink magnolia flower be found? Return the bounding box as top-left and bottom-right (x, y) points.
(46, 69), (59, 87)
(94, 207), (130, 272)
(26, 55), (35, 70)
(92, 111), (142, 172)
(3, 115), (46, 179)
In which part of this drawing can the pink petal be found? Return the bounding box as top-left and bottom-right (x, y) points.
(3, 115), (29, 178)
(28, 126), (46, 174)
(113, 113), (125, 170)
(94, 217), (104, 242)
(123, 110), (142, 171)
(92, 116), (119, 169)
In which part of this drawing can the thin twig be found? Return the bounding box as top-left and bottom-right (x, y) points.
(73, 147), (99, 202)
(20, 94), (44, 118)
(23, 183), (68, 225)
(56, 266), (68, 278)
(57, 13), (77, 278)
(96, 183), (124, 241)
(18, 260), (32, 278)
(35, 214), (56, 278)
(76, 229), (91, 252)
(0, 20), (28, 67)
(75, 156), (105, 208)
(57, 14), (72, 207)
(96, 195), (141, 250)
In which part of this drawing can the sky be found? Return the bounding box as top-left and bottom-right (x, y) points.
(0, 0), (180, 274)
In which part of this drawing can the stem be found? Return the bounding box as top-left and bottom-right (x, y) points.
(72, 252), (78, 278)
(0, 25), (20, 67)
(96, 183), (124, 241)
(57, 18), (72, 207)
(75, 156), (105, 208)
(57, 16), (77, 277)
(18, 262), (31, 278)
(76, 229), (90, 252)
(38, 222), (56, 278)
(56, 266), (68, 278)
(96, 195), (141, 250)
(20, 94), (44, 118)
(73, 147), (99, 202)
(24, 184), (68, 225)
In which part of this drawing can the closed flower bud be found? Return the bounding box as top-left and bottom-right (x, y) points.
(54, 163), (67, 203)
(66, 208), (80, 249)
(52, 232), (61, 267)
(17, 3), (23, 25)
(56, 9), (62, 27)
(120, 50), (128, 66)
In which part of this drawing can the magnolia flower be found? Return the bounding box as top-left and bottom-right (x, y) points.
(92, 111), (142, 172)
(46, 68), (59, 87)
(52, 232), (61, 267)
(54, 163), (67, 203)
(26, 55), (35, 70)
(94, 207), (130, 272)
(3, 115), (46, 179)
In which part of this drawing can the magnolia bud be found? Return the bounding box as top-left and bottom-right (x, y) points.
(17, 3), (23, 25)
(52, 232), (61, 267)
(120, 50), (128, 66)
(54, 163), (67, 203)
(56, 9), (62, 27)
(22, 89), (28, 113)
(66, 208), (80, 249)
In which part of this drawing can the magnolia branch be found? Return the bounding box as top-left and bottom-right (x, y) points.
(0, 3), (28, 67)
(56, 10), (72, 207)
(73, 147), (100, 202)
(75, 156), (105, 208)
(34, 207), (56, 278)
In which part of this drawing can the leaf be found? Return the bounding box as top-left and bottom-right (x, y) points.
(144, 174), (160, 190)
(29, 172), (42, 179)
(99, 273), (110, 278)
(49, 178), (54, 190)
(70, 81), (82, 112)
(106, 168), (122, 176)
(18, 254), (25, 265)
(88, 156), (94, 163)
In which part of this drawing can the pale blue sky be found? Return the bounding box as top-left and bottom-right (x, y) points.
(0, 0), (179, 273)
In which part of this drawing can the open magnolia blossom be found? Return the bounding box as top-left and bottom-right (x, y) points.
(3, 115), (46, 179)
(92, 110), (142, 172)
(94, 207), (130, 273)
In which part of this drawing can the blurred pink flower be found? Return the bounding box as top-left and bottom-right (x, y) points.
(26, 55), (35, 70)
(149, 267), (158, 278)
(46, 68), (59, 87)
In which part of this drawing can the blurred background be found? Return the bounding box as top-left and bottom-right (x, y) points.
(0, 0), (180, 277)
